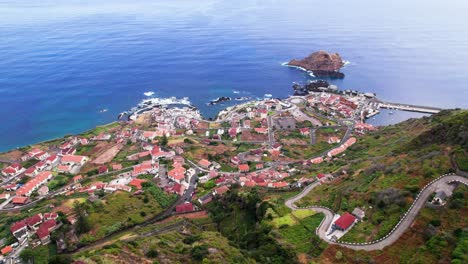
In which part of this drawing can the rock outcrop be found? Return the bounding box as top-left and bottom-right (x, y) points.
(288, 50), (345, 78)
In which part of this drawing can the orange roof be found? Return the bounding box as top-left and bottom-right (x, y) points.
(1, 245), (13, 255)
(129, 179), (147, 189)
(198, 159), (211, 168)
(12, 196), (28, 204)
(239, 164), (249, 172)
(16, 171), (52, 196)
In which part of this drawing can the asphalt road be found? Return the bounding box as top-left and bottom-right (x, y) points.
(285, 174), (468, 251)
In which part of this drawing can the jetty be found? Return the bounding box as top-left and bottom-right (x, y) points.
(377, 101), (443, 114)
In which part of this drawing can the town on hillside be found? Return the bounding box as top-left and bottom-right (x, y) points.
(0, 88), (410, 261)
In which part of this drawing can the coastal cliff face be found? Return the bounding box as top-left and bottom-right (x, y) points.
(288, 50), (345, 78)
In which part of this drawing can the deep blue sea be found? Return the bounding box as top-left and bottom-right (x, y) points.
(1, 0), (467, 152)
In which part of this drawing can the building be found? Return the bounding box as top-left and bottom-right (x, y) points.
(10, 221), (28, 240)
(37, 186), (49, 196)
(1, 163), (25, 177)
(198, 159), (212, 169)
(351, 208), (365, 221)
(299, 128), (310, 136)
(213, 185), (229, 196)
(60, 155), (88, 166)
(238, 164), (249, 173)
(333, 212), (356, 231)
(176, 202), (194, 213)
(16, 171), (53, 197)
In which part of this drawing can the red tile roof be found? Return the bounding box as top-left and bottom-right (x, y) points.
(238, 164), (249, 172)
(10, 221), (27, 233)
(198, 159), (211, 168)
(176, 203), (194, 213)
(25, 213), (43, 227)
(12, 196), (28, 204)
(334, 212), (356, 230)
(129, 179), (146, 189)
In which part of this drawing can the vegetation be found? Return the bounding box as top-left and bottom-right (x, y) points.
(142, 181), (178, 208)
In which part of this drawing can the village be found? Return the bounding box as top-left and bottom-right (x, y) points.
(0, 89), (382, 262)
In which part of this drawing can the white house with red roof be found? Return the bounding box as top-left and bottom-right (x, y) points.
(1, 163), (25, 177)
(10, 221), (28, 240)
(16, 171), (53, 197)
(60, 155), (88, 166)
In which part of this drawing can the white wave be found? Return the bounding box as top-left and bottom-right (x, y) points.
(144, 91), (155, 97)
(233, 90), (240, 94)
(343, 60), (351, 67)
(264, 94), (273, 98)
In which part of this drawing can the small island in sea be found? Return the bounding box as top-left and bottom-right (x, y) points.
(287, 50), (346, 78)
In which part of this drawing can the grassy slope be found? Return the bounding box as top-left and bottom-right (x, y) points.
(296, 110), (467, 243)
(317, 185), (468, 264)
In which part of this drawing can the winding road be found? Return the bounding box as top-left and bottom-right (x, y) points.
(285, 174), (468, 251)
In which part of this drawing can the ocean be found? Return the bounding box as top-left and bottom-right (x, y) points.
(1, 0), (467, 152)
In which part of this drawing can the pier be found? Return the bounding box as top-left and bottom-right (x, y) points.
(377, 101), (443, 114)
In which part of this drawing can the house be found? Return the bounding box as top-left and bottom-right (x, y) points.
(327, 137), (340, 144)
(1, 245), (13, 256)
(333, 212), (356, 231)
(198, 193), (213, 205)
(140, 131), (158, 141)
(255, 163), (264, 170)
(198, 159), (212, 169)
(238, 164), (249, 173)
(98, 165), (109, 174)
(0, 193), (10, 200)
(254, 128), (268, 134)
(34, 151), (50, 161)
(316, 173), (332, 183)
(24, 166), (39, 177)
(36, 219), (57, 245)
(310, 157), (324, 164)
(132, 163), (157, 176)
(60, 147), (76, 156)
(45, 154), (60, 166)
(61, 155), (88, 166)
(231, 156), (240, 165)
(92, 133), (111, 141)
(176, 202), (194, 213)
(129, 179), (146, 190)
(112, 164), (123, 171)
(57, 164), (73, 174)
(16, 171), (53, 196)
(1, 163), (25, 177)
(37, 186), (49, 196)
(351, 208), (365, 221)
(256, 109), (268, 119)
(228, 128), (239, 138)
(25, 213), (43, 230)
(269, 181), (289, 188)
(299, 128), (310, 136)
(43, 213), (58, 221)
(10, 221), (28, 240)
(12, 196), (28, 205)
(168, 167), (186, 184)
(73, 175), (83, 183)
(213, 185), (229, 196)
(243, 120), (251, 128)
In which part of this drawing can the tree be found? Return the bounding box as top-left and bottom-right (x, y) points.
(161, 135), (168, 146)
(20, 249), (35, 263)
(73, 201), (91, 234)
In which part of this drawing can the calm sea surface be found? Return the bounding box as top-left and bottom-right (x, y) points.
(1, 0), (467, 151)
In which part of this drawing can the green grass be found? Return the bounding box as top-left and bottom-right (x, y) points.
(276, 214), (328, 256)
(292, 209), (316, 219)
(271, 214), (296, 227)
(83, 191), (164, 242)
